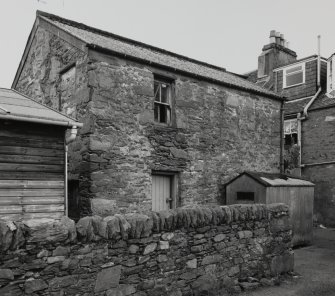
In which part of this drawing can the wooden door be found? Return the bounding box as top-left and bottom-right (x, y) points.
(152, 175), (171, 211)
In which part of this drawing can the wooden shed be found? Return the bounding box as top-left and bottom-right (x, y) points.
(0, 88), (82, 221)
(224, 171), (314, 246)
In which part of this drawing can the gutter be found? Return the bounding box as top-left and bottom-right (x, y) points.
(0, 114), (83, 127)
(301, 160), (335, 168)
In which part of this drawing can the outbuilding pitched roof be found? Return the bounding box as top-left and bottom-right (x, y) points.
(34, 11), (282, 101)
(224, 171), (314, 187)
(0, 88), (82, 127)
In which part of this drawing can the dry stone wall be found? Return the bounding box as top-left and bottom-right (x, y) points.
(0, 204), (293, 296)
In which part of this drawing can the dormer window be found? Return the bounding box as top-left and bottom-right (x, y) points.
(283, 63), (305, 88)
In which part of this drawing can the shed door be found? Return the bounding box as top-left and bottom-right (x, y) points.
(152, 175), (171, 211)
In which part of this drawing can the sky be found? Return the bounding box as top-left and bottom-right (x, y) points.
(1, 0), (335, 88)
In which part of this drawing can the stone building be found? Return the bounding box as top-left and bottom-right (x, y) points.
(247, 30), (335, 226)
(12, 11), (283, 218)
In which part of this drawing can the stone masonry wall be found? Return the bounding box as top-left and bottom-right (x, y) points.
(15, 25), (282, 216)
(301, 107), (335, 226)
(0, 204), (293, 296)
(86, 52), (282, 214)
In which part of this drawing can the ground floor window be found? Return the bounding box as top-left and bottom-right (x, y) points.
(151, 172), (178, 211)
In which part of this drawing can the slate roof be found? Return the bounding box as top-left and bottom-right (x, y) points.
(284, 97), (311, 116)
(0, 88), (82, 127)
(309, 93), (335, 111)
(37, 11), (282, 101)
(224, 171), (314, 187)
(284, 92), (335, 116)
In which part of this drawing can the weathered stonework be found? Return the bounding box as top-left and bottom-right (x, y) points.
(0, 204), (293, 295)
(15, 23), (282, 216)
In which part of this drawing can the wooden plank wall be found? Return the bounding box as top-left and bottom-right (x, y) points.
(266, 186), (314, 246)
(0, 121), (65, 221)
(226, 175), (267, 204)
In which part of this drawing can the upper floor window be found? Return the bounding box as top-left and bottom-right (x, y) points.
(284, 119), (298, 146)
(154, 77), (172, 124)
(283, 63), (305, 88)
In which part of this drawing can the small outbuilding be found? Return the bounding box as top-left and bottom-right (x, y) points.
(0, 88), (82, 221)
(224, 171), (314, 246)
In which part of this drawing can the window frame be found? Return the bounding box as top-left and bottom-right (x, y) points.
(153, 76), (173, 125)
(236, 191), (255, 202)
(283, 62), (305, 89)
(284, 119), (299, 147)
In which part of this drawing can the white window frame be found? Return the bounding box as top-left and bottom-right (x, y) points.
(153, 77), (173, 125)
(283, 63), (305, 89)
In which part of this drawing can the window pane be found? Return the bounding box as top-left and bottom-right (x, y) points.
(291, 120), (298, 133)
(154, 103), (159, 121)
(160, 105), (166, 123)
(284, 121), (291, 134)
(286, 65), (302, 74)
(286, 72), (303, 86)
(154, 82), (160, 102)
(166, 107), (171, 124)
(237, 192), (254, 201)
(161, 83), (169, 103)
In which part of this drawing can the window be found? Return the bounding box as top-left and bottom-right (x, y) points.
(284, 119), (298, 146)
(236, 192), (254, 201)
(60, 64), (76, 117)
(154, 77), (172, 124)
(283, 63), (305, 88)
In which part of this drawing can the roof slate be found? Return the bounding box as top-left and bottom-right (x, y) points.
(37, 11), (282, 100)
(0, 88), (81, 127)
(284, 93), (335, 116)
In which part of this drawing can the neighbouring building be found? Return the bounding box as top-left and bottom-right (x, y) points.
(247, 30), (335, 226)
(12, 11), (284, 218)
(0, 88), (82, 221)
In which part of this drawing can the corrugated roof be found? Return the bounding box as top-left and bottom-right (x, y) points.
(37, 11), (283, 101)
(225, 171), (314, 187)
(0, 88), (82, 127)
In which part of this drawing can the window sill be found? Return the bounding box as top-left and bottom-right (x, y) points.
(283, 82), (305, 89)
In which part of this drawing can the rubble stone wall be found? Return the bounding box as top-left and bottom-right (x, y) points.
(14, 25), (282, 216)
(85, 52), (282, 214)
(0, 204), (293, 296)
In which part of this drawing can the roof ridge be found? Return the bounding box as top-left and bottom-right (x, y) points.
(11, 88), (80, 124)
(36, 10), (228, 74)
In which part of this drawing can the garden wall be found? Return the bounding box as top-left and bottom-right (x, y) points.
(0, 204), (293, 296)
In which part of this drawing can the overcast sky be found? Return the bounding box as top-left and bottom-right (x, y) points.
(1, 0), (335, 88)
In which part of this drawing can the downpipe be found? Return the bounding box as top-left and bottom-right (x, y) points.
(64, 126), (78, 216)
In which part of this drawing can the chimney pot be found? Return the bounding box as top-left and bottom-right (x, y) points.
(275, 32), (281, 44)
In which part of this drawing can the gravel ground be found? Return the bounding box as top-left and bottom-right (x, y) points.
(240, 228), (335, 296)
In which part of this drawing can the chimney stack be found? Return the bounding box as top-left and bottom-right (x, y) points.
(257, 30), (297, 80)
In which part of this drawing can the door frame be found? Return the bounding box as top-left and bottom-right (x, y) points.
(151, 170), (179, 210)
